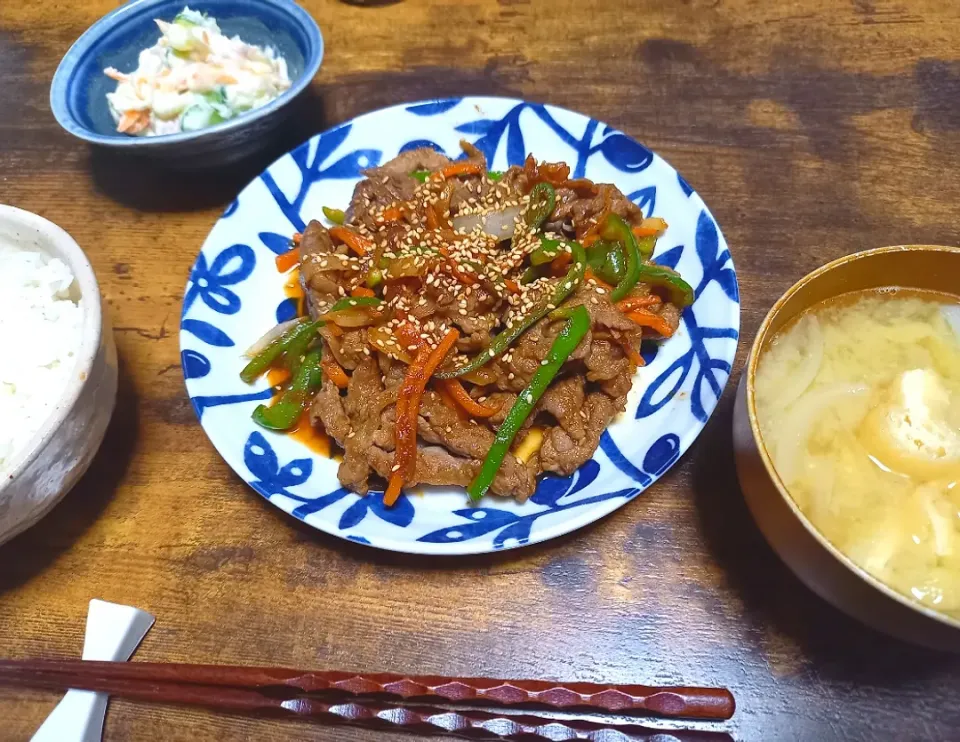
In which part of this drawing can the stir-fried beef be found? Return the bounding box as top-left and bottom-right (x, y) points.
(291, 143), (690, 502)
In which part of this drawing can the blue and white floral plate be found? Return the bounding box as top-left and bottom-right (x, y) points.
(180, 97), (739, 555)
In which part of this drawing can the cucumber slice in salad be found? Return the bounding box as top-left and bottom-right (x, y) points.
(180, 103), (225, 132)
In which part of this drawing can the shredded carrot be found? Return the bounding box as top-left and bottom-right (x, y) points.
(550, 251), (573, 273)
(437, 246), (477, 286)
(425, 199), (452, 231)
(385, 328), (460, 506)
(275, 247), (300, 273)
(435, 383), (465, 417)
(437, 162), (485, 180)
(632, 217), (668, 239)
(329, 226), (370, 257)
(321, 357), (350, 389)
(584, 268), (615, 291)
(394, 320), (424, 351)
(351, 286), (376, 298)
(618, 337), (646, 368)
(616, 295), (662, 312)
(581, 234), (600, 248)
(504, 279), (521, 295)
(117, 109), (149, 134)
(425, 204), (441, 231)
(438, 378), (499, 419)
(626, 309), (676, 338)
(383, 205), (405, 222)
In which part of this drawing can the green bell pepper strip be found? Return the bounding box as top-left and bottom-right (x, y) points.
(239, 319), (321, 384)
(466, 305), (591, 501)
(635, 235), (656, 261)
(252, 347), (324, 431)
(585, 239), (627, 285)
(283, 324), (319, 375)
(635, 264), (696, 307)
(436, 242), (586, 380)
(364, 268), (383, 288)
(525, 183), (556, 230)
(600, 214), (642, 302)
(520, 265), (543, 285)
(322, 206), (345, 225)
(410, 169), (430, 183)
(325, 296), (382, 313)
(585, 237), (693, 307)
(530, 236), (585, 267)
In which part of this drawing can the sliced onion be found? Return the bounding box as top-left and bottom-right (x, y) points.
(323, 308), (378, 328)
(919, 485), (955, 558)
(770, 383), (869, 485)
(773, 313), (824, 410)
(452, 205), (523, 240)
(461, 366), (498, 385)
(367, 325), (413, 363)
(243, 318), (303, 358)
(304, 253), (353, 273)
(942, 304), (960, 344)
(386, 255), (430, 279)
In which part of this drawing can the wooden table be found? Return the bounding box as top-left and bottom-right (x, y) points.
(2, 0), (960, 739)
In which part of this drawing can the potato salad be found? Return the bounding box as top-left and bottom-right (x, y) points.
(104, 7), (291, 136)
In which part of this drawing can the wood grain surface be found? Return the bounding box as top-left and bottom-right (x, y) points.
(2, 0), (960, 740)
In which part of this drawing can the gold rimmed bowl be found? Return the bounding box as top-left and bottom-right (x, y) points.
(733, 245), (960, 652)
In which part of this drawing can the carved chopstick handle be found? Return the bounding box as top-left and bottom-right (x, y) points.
(278, 698), (734, 741)
(1, 668), (731, 741)
(269, 672), (736, 721)
(0, 660), (735, 721)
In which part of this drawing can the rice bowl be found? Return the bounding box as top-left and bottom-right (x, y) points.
(0, 246), (85, 475)
(0, 206), (117, 544)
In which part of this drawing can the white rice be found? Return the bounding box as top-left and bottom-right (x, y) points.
(0, 242), (84, 475)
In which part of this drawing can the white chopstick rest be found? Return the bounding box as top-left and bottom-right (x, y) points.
(31, 600), (155, 742)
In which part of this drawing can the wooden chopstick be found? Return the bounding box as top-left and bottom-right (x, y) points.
(0, 659), (734, 721)
(0, 660), (734, 741)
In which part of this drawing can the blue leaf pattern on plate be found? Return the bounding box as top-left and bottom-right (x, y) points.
(399, 139), (446, 154)
(628, 186), (657, 217)
(276, 298), (298, 323)
(292, 488), (351, 519)
(180, 97), (739, 554)
(244, 431), (313, 498)
(259, 124), (382, 232)
(636, 208), (738, 423)
(190, 389), (273, 419)
(643, 434), (681, 476)
(654, 244), (683, 270)
(181, 349), (210, 380)
(183, 244), (256, 317)
(338, 491), (414, 530)
(181, 319), (234, 347)
(259, 231), (293, 256)
(407, 100), (462, 116)
(598, 134), (654, 173)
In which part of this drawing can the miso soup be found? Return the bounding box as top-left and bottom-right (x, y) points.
(755, 289), (960, 619)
